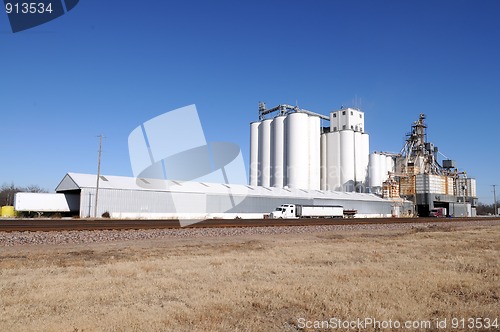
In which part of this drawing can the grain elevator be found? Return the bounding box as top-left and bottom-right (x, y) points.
(249, 103), (369, 193)
(249, 103), (477, 217)
(366, 113), (477, 216)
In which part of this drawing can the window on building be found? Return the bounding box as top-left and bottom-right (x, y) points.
(333, 126), (337, 131)
(333, 113), (337, 118)
(360, 114), (362, 118)
(343, 125), (346, 130)
(342, 111), (346, 115)
(351, 111), (353, 115)
(351, 125), (354, 129)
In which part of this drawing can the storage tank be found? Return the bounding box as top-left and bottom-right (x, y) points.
(308, 116), (321, 190)
(286, 112), (309, 189)
(360, 133), (370, 190)
(456, 178), (477, 197)
(377, 153), (387, 186)
(353, 131), (362, 188)
(1, 206), (15, 217)
(469, 178), (477, 197)
(340, 130), (355, 191)
(369, 153), (381, 189)
(326, 131), (341, 191)
(386, 155), (394, 178)
(258, 119), (272, 187)
(271, 116), (286, 187)
(353, 131), (366, 191)
(320, 133), (327, 190)
(249, 121), (260, 186)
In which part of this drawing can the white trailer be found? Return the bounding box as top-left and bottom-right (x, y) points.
(269, 204), (344, 219)
(14, 193), (79, 213)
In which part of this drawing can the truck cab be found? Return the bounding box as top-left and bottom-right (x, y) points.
(429, 207), (447, 218)
(269, 204), (297, 219)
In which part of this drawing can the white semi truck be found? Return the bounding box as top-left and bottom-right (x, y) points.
(269, 204), (347, 219)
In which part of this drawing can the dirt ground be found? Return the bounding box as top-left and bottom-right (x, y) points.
(1, 223), (499, 331)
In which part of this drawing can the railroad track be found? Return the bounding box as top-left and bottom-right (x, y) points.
(0, 217), (498, 232)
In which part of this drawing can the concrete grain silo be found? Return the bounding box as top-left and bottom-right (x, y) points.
(249, 121), (260, 186)
(320, 133), (327, 190)
(258, 119), (272, 187)
(271, 115), (286, 187)
(308, 115), (321, 190)
(252, 104), (369, 193)
(325, 131), (341, 191)
(285, 112), (310, 189)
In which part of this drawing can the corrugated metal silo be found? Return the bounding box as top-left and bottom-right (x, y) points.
(258, 119), (272, 187)
(249, 121), (260, 186)
(286, 112), (309, 189)
(271, 116), (286, 187)
(326, 131), (341, 191)
(308, 116), (321, 190)
(340, 130), (355, 191)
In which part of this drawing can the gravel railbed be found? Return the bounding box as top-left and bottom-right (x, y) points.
(1, 219), (499, 247)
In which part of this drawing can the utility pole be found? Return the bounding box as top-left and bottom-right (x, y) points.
(493, 185), (498, 216)
(461, 173), (468, 218)
(94, 134), (103, 218)
(462, 182), (468, 217)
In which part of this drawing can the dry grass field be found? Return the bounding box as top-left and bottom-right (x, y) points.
(1, 224), (499, 331)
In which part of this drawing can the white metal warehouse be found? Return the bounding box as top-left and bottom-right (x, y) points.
(55, 173), (411, 219)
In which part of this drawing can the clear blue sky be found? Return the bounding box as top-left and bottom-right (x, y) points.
(1, 0), (499, 203)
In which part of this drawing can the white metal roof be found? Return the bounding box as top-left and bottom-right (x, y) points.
(56, 172), (390, 202)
